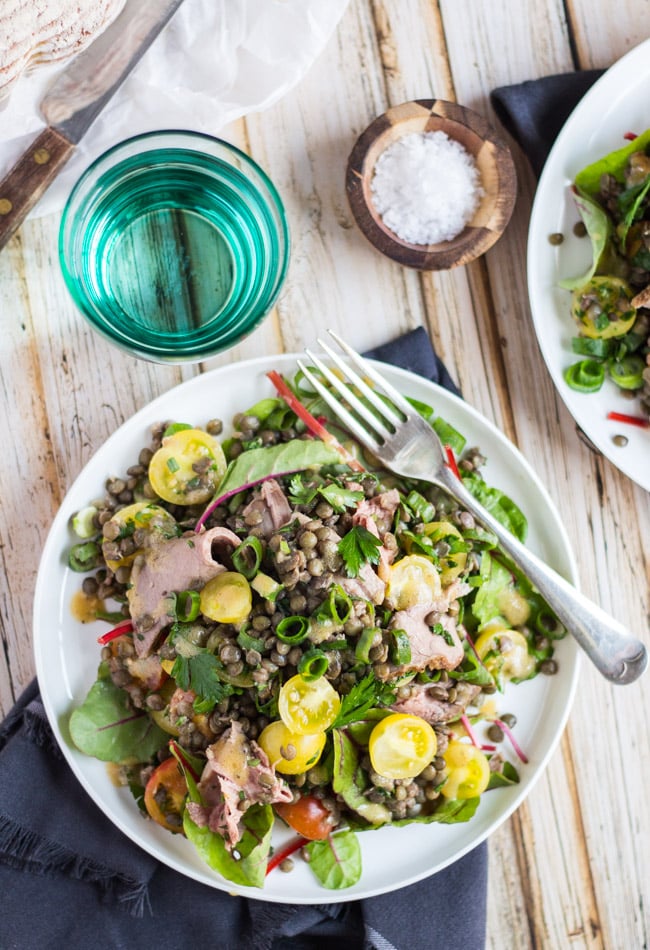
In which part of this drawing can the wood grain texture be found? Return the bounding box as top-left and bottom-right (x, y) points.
(1, 1), (649, 947)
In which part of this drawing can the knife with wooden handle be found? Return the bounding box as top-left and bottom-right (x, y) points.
(0, 0), (186, 251)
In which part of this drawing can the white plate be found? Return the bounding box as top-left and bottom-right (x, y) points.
(527, 39), (650, 492)
(33, 354), (580, 903)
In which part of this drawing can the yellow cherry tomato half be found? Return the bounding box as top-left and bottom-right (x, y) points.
(148, 428), (227, 505)
(102, 502), (177, 572)
(421, 521), (468, 585)
(571, 276), (636, 339)
(385, 554), (442, 609)
(199, 572), (252, 624)
(368, 712), (437, 780)
(474, 624), (536, 683)
(441, 739), (490, 799)
(258, 720), (326, 775)
(278, 674), (341, 736)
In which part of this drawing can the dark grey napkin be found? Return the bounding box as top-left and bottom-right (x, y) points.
(0, 328), (485, 950)
(491, 69), (604, 177)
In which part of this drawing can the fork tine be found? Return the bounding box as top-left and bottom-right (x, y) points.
(314, 338), (404, 430)
(326, 329), (420, 420)
(305, 345), (396, 437)
(296, 359), (383, 451)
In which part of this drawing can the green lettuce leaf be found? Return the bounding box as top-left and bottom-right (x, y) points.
(487, 760), (520, 790)
(392, 795), (480, 826)
(471, 551), (517, 628)
(559, 190), (612, 290)
(462, 472), (527, 541)
(216, 440), (341, 499)
(574, 128), (650, 196)
(69, 676), (168, 763)
(305, 831), (362, 889)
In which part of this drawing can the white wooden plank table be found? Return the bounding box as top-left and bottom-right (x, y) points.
(1, 2), (649, 946)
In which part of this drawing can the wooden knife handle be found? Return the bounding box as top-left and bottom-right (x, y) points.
(0, 127), (75, 251)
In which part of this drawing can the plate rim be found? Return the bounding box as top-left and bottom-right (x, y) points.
(33, 352), (581, 903)
(527, 38), (650, 492)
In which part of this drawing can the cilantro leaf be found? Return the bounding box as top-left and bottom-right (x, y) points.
(337, 526), (382, 578)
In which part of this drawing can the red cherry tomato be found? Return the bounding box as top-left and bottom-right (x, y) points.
(144, 757), (188, 834)
(274, 795), (335, 841)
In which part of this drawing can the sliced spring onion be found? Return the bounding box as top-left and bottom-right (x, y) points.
(297, 648), (329, 681)
(570, 336), (613, 359)
(609, 354), (644, 390)
(275, 615), (310, 644)
(320, 638), (349, 651)
(232, 537), (263, 579)
(390, 629), (412, 666)
(71, 505), (99, 539)
(314, 585), (353, 625)
(563, 359), (605, 393)
(405, 490), (435, 523)
(355, 626), (380, 663)
(68, 541), (102, 573)
(236, 626), (268, 653)
(173, 590), (201, 622)
(532, 607), (565, 639)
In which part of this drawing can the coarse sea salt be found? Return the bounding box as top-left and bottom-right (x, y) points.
(370, 130), (484, 245)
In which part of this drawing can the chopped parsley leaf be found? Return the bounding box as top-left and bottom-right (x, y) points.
(172, 652), (234, 710)
(330, 673), (396, 728)
(337, 526), (382, 578)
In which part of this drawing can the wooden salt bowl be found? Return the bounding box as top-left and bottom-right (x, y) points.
(346, 99), (517, 270)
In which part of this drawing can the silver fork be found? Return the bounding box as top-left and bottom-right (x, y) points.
(298, 330), (648, 686)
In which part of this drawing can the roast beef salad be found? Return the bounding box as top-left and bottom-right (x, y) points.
(66, 369), (565, 890)
(561, 128), (650, 417)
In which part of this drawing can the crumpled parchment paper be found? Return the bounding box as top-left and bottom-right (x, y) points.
(0, 0), (349, 216)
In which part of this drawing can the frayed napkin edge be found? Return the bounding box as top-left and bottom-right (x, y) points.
(0, 813), (151, 917)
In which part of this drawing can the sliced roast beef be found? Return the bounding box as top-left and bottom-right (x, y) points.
(389, 603), (464, 672)
(391, 681), (482, 724)
(339, 561), (386, 605)
(352, 489), (400, 537)
(127, 526), (241, 657)
(312, 561), (386, 607)
(185, 721), (291, 850)
(242, 479), (292, 537)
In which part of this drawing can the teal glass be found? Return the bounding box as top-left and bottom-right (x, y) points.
(59, 131), (289, 362)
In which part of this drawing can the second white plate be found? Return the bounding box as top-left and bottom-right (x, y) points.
(527, 39), (650, 492)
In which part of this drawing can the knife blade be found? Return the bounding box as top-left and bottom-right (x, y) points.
(0, 0), (186, 251)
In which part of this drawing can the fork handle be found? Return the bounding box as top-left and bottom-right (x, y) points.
(436, 466), (647, 685)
